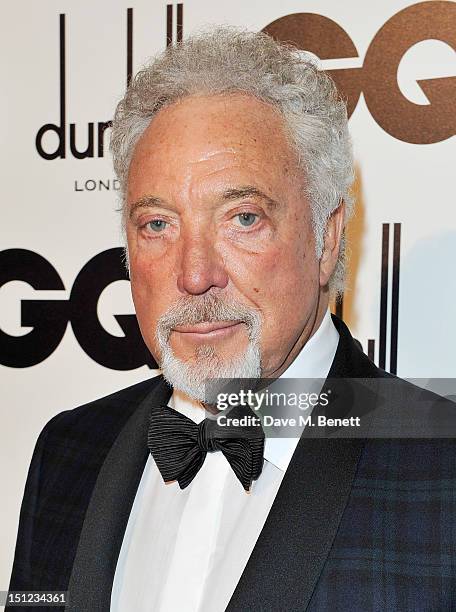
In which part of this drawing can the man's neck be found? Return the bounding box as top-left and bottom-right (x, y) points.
(265, 291), (329, 380)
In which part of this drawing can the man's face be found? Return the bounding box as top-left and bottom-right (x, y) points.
(126, 93), (323, 391)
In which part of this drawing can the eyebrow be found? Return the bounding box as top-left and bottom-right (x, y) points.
(221, 186), (281, 211)
(129, 185), (281, 218)
(129, 195), (168, 219)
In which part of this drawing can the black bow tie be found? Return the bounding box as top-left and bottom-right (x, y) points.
(147, 403), (265, 490)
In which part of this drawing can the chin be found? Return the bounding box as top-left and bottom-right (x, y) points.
(159, 341), (262, 403)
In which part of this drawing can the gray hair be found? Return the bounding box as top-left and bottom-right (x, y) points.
(110, 26), (354, 295)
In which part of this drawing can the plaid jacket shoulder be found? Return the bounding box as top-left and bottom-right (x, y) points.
(309, 436), (456, 611)
(8, 316), (456, 611)
(308, 320), (456, 610)
(7, 376), (160, 604)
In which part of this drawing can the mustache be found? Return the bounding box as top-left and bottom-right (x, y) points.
(156, 294), (261, 342)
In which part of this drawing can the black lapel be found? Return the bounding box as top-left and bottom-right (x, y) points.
(65, 376), (172, 612)
(227, 315), (373, 611)
(327, 314), (383, 379)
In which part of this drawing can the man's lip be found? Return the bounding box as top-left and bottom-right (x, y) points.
(172, 321), (243, 334)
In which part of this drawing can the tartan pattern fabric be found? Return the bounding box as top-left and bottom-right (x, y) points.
(7, 316), (456, 611)
(7, 377), (157, 608)
(309, 439), (456, 611)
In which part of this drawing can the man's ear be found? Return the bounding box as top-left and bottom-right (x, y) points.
(319, 200), (345, 287)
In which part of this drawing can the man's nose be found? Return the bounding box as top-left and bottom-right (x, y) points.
(177, 233), (229, 295)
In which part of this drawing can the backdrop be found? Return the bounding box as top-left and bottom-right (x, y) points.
(1, 0), (455, 589)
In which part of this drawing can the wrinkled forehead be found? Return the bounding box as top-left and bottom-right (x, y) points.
(126, 93), (302, 203)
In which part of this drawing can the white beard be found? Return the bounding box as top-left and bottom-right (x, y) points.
(155, 294), (262, 403)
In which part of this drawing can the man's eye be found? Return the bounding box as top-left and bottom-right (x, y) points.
(147, 219), (168, 232)
(236, 213), (258, 227)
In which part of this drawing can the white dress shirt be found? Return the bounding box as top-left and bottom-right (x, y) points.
(111, 309), (339, 612)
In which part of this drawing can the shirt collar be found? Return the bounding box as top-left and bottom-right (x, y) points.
(263, 309), (339, 471)
(168, 309), (340, 472)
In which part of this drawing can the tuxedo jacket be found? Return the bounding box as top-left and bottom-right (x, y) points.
(7, 315), (456, 611)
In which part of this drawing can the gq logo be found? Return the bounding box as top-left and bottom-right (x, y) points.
(0, 249), (156, 370)
(263, 1), (455, 144)
(34, 0), (455, 160)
